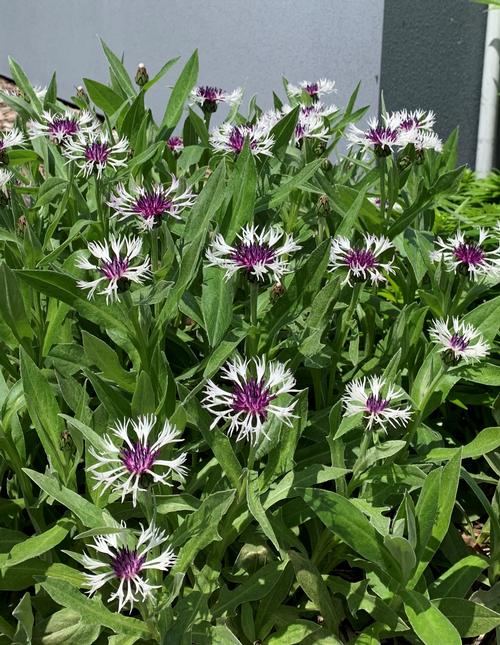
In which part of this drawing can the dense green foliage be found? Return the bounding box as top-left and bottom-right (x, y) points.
(0, 46), (499, 644)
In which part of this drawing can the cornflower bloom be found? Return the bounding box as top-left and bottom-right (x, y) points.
(76, 235), (151, 303)
(342, 376), (412, 432)
(108, 179), (196, 231)
(347, 116), (401, 156)
(83, 523), (176, 612)
(294, 111), (329, 145)
(203, 356), (297, 443)
(206, 225), (301, 282)
(429, 318), (489, 364)
(166, 136), (184, 153)
(329, 234), (396, 285)
(28, 109), (98, 143)
(190, 85), (242, 113)
(88, 415), (188, 507)
(0, 128), (25, 163)
(0, 168), (13, 194)
(287, 78), (336, 101)
(430, 228), (500, 280)
(63, 132), (128, 178)
(210, 121), (274, 157)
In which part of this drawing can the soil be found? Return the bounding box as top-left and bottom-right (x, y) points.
(0, 76), (18, 131)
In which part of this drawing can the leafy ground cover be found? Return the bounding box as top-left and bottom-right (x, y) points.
(0, 46), (499, 644)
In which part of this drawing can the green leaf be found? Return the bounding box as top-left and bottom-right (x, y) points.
(82, 331), (136, 392)
(425, 427), (500, 461)
(201, 265), (234, 347)
(23, 469), (116, 529)
(16, 270), (130, 337)
(171, 489), (236, 574)
(288, 550), (340, 633)
(429, 555), (488, 599)
(246, 472), (280, 551)
(432, 598), (500, 638)
(403, 589), (461, 645)
(223, 141), (257, 243)
(161, 50), (199, 130)
(265, 159), (324, 209)
(31, 608), (101, 645)
(120, 92), (145, 145)
(215, 561), (286, 616)
(8, 57), (42, 111)
(40, 579), (151, 638)
(142, 56), (179, 92)
(100, 40), (136, 98)
(3, 518), (72, 570)
(411, 451), (461, 586)
(20, 349), (66, 477)
(335, 186), (368, 238)
(12, 593), (33, 645)
(0, 263), (32, 344)
(270, 106), (299, 158)
(301, 488), (400, 579)
(83, 78), (125, 115)
(35, 177), (68, 207)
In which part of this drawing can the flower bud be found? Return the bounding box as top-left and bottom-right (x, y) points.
(17, 215), (27, 233)
(313, 140), (327, 156)
(316, 194), (331, 216)
(321, 158), (332, 172)
(135, 63), (149, 87)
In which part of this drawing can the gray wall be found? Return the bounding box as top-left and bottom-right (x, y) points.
(380, 0), (487, 167)
(0, 0), (384, 131)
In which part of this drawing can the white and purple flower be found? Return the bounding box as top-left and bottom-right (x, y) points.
(210, 121), (274, 157)
(166, 136), (184, 153)
(347, 117), (401, 156)
(429, 318), (489, 364)
(76, 235), (151, 303)
(88, 415), (188, 507)
(0, 128), (25, 163)
(63, 132), (128, 178)
(203, 356), (297, 443)
(28, 109), (98, 143)
(329, 234), (396, 285)
(430, 229), (500, 280)
(206, 225), (301, 283)
(108, 179), (196, 231)
(190, 85), (243, 112)
(342, 376), (412, 432)
(287, 79), (336, 102)
(83, 522), (176, 612)
(0, 169), (13, 195)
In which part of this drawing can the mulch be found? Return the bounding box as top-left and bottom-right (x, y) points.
(0, 76), (18, 131)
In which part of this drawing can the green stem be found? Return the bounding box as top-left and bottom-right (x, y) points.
(378, 156), (387, 220)
(407, 362), (447, 446)
(94, 177), (107, 237)
(246, 281), (259, 356)
(149, 228), (159, 274)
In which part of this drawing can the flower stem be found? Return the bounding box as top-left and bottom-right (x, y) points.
(378, 156), (386, 220)
(149, 228), (159, 274)
(247, 281), (259, 356)
(94, 177), (107, 238)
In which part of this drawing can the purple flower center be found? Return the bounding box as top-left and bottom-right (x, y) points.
(346, 248), (377, 271)
(453, 242), (485, 268)
(232, 378), (275, 421)
(367, 126), (399, 147)
(295, 123), (306, 141)
(111, 547), (146, 580)
(85, 142), (110, 164)
(305, 83), (319, 98)
(134, 191), (172, 223)
(366, 394), (389, 414)
(120, 442), (159, 476)
(0, 141), (4, 151)
(231, 242), (276, 274)
(399, 117), (418, 131)
(167, 136), (183, 151)
(50, 117), (79, 139)
(100, 258), (129, 280)
(449, 333), (469, 352)
(198, 86), (223, 103)
(228, 126), (254, 153)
